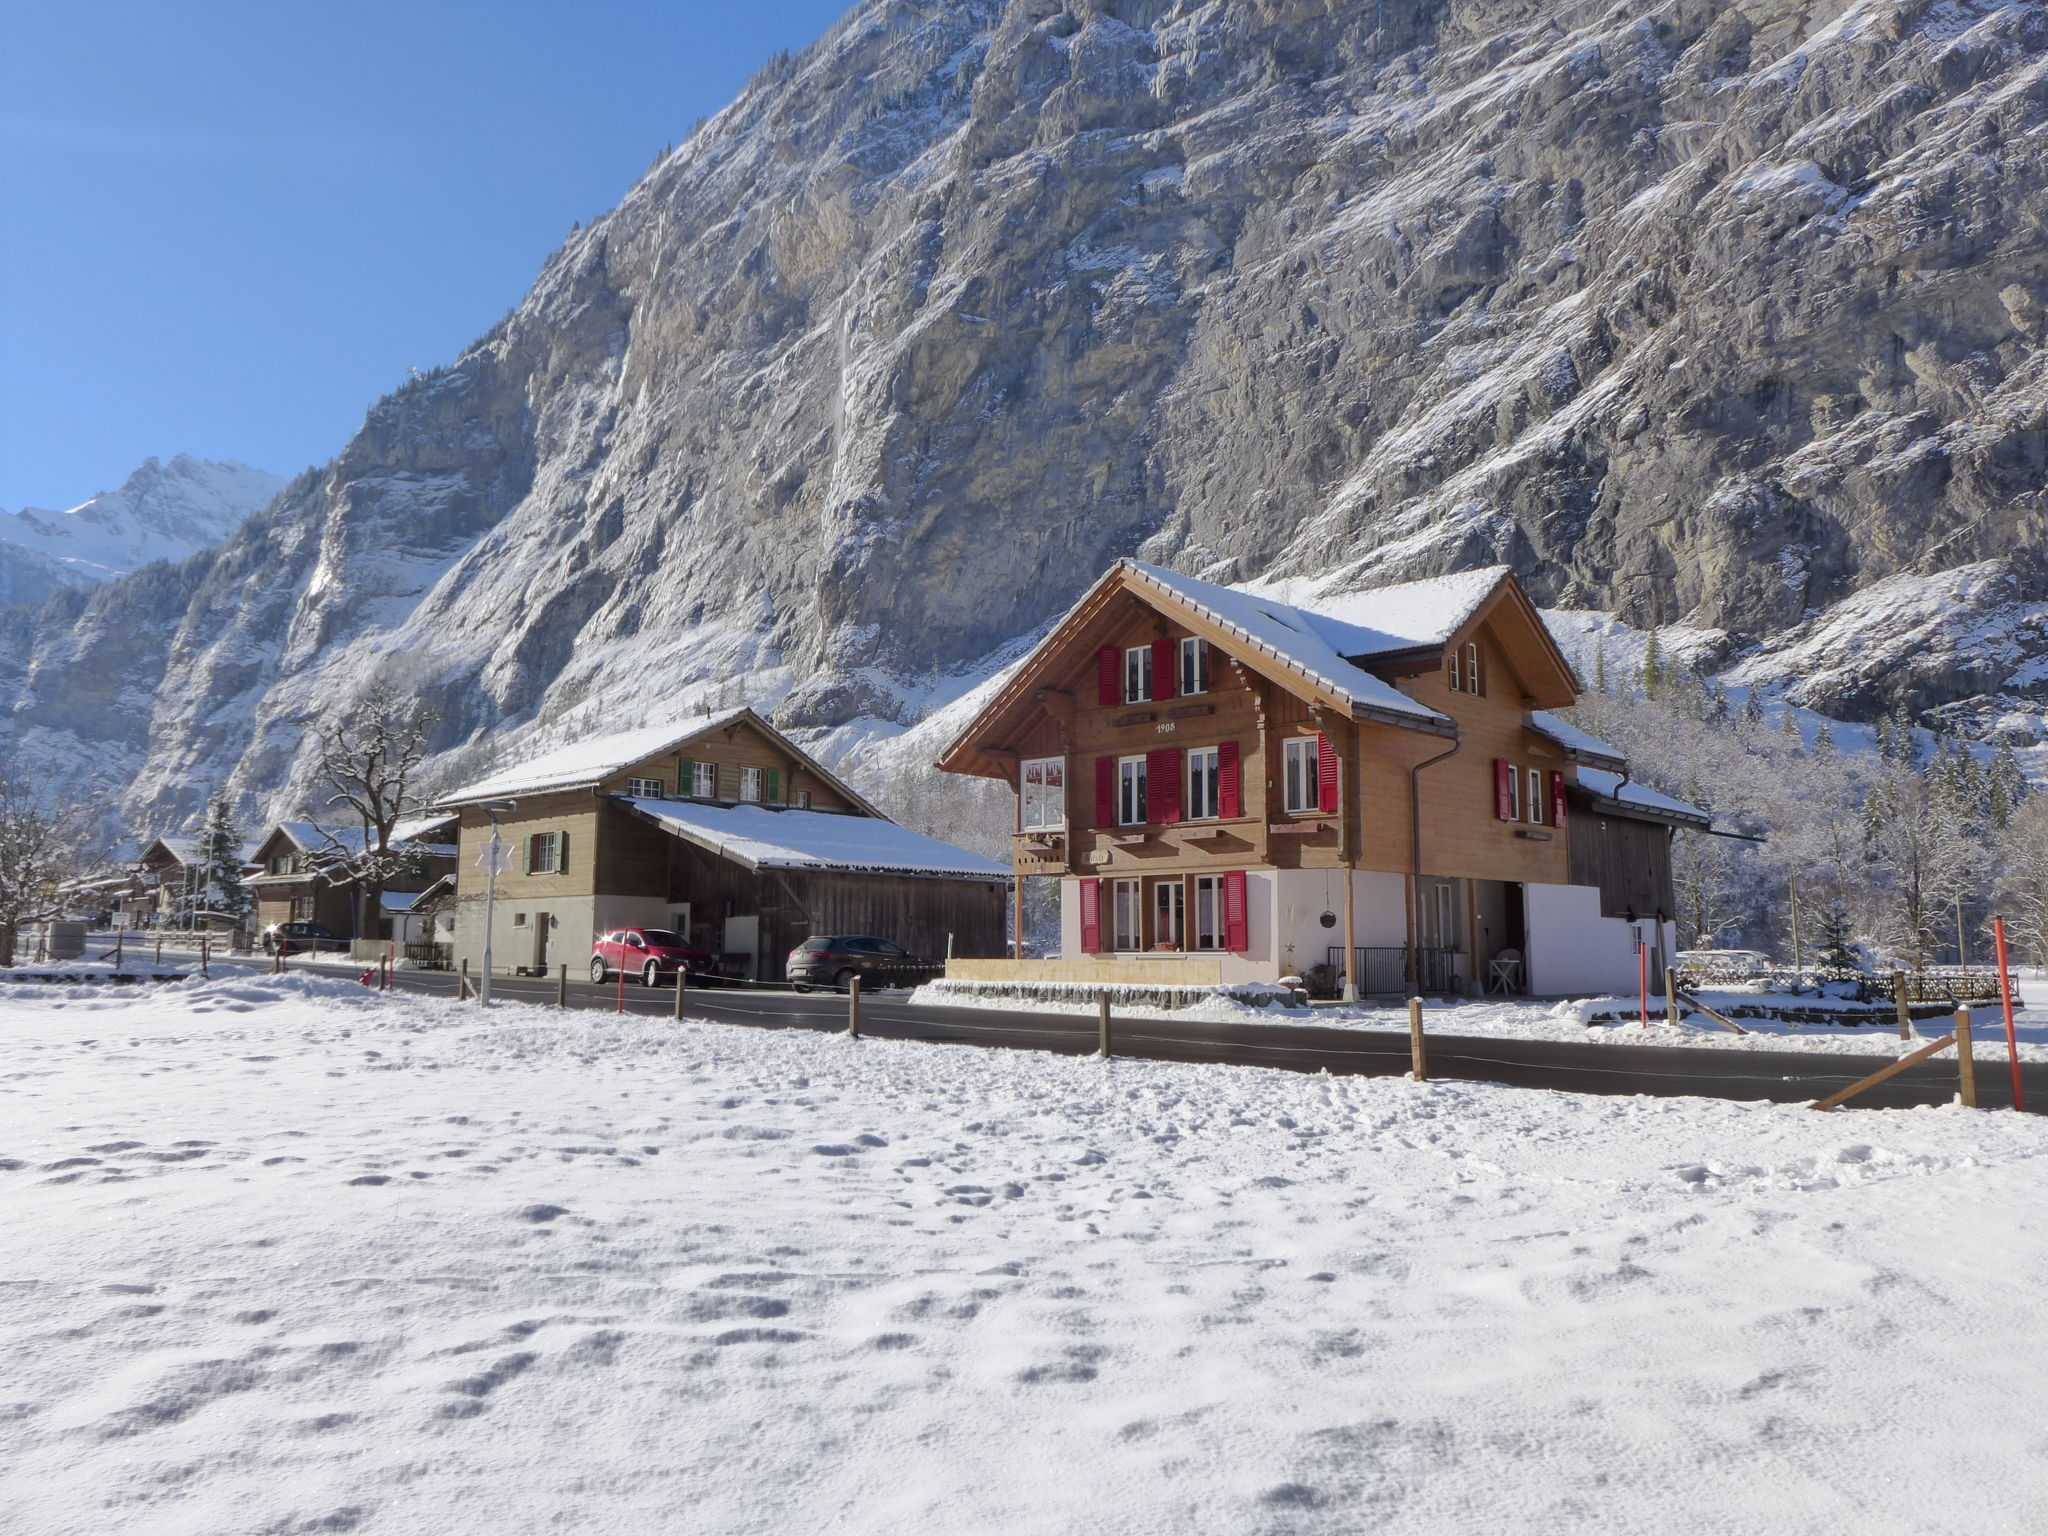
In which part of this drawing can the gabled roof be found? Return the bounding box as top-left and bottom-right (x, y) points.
(262, 813), (460, 861)
(1575, 768), (1712, 828)
(1528, 711), (1629, 771)
(1226, 565), (1512, 660)
(618, 797), (1009, 881)
(436, 708), (882, 816)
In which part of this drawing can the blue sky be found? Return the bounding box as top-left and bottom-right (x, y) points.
(0, 0), (854, 510)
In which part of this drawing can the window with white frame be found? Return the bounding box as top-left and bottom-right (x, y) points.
(1186, 746), (1221, 820)
(739, 766), (764, 803)
(529, 831), (563, 873)
(1179, 636), (1211, 696)
(795, 790), (811, 809)
(1153, 880), (1185, 950)
(1283, 737), (1321, 813)
(1526, 768), (1544, 825)
(1117, 756), (1149, 826)
(1123, 644), (1154, 703)
(1111, 879), (1143, 950)
(691, 762), (718, 799)
(625, 777), (664, 799)
(1021, 756), (1066, 830)
(1193, 875), (1225, 950)
(1465, 641), (1482, 695)
(1506, 765), (1522, 822)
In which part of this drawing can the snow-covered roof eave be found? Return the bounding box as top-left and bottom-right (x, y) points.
(1120, 562), (1454, 735)
(1574, 768), (1713, 829)
(1528, 711), (1629, 771)
(617, 797), (1010, 882)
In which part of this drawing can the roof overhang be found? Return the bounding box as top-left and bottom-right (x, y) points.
(938, 563), (1455, 779)
(615, 798), (1008, 883)
(1572, 783), (1713, 831)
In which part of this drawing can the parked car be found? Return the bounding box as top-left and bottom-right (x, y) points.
(589, 928), (719, 986)
(787, 935), (943, 991)
(261, 921), (348, 955)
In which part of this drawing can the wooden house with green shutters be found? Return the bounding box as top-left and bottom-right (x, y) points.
(438, 708), (1008, 981)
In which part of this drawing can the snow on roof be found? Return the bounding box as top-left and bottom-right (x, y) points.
(1528, 711), (1628, 768)
(273, 816), (459, 858)
(1237, 566), (1512, 658)
(381, 891), (421, 913)
(621, 798), (1009, 880)
(150, 836), (205, 865)
(1122, 562), (1452, 727)
(1575, 768), (1711, 826)
(439, 711), (751, 804)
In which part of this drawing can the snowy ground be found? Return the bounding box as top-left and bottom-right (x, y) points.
(913, 981), (2048, 1060)
(4, 976), (2047, 1535)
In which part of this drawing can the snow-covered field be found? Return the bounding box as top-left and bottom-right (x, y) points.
(5, 975), (2047, 1534)
(914, 981), (2048, 1060)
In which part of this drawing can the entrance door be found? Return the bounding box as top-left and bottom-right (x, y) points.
(533, 911), (550, 970)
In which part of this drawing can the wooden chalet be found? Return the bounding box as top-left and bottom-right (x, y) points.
(248, 816), (459, 941)
(436, 709), (1008, 981)
(938, 559), (1708, 997)
(132, 835), (258, 929)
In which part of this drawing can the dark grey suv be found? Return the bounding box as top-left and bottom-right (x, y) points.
(786, 935), (943, 991)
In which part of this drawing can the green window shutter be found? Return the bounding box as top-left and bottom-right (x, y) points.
(766, 768), (781, 804)
(678, 757), (695, 797)
(558, 830), (570, 875)
(520, 835), (532, 875)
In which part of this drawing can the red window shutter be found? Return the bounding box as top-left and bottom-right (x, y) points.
(1095, 756), (1116, 825)
(1097, 646), (1120, 707)
(1152, 637), (1177, 700)
(1317, 733), (1339, 814)
(1217, 741), (1241, 819)
(1079, 878), (1102, 953)
(1494, 758), (1514, 820)
(1147, 747), (1183, 825)
(1550, 770), (1569, 827)
(1223, 870), (1249, 952)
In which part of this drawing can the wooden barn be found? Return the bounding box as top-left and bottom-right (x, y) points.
(437, 709), (1009, 981)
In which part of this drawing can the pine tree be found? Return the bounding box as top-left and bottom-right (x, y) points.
(1741, 691), (1765, 728)
(1816, 901), (1859, 972)
(1593, 640), (1609, 696)
(1640, 634), (1663, 697)
(194, 793), (252, 927)
(1988, 740), (2028, 828)
(1812, 719), (1835, 754)
(1702, 682), (1730, 725)
(1777, 712), (1803, 751)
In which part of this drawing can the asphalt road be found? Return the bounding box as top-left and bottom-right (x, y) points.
(237, 956), (2042, 1116)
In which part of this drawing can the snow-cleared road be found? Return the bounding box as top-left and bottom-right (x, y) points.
(230, 957), (2042, 1115)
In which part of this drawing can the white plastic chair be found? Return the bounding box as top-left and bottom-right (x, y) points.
(1487, 948), (1524, 995)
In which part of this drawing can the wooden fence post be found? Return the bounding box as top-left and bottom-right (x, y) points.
(1810, 1034), (1957, 1112)
(848, 975), (861, 1038)
(557, 963), (568, 1008)
(155, 936), (163, 965)
(673, 968), (687, 1021)
(1665, 962), (1679, 1027)
(1955, 1004), (1978, 1109)
(459, 957), (471, 1001)
(1893, 969), (1912, 1041)
(1408, 996), (1428, 1083)
(1098, 990), (1111, 1060)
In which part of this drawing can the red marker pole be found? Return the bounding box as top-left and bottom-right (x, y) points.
(1994, 917), (2025, 1114)
(616, 960), (626, 1014)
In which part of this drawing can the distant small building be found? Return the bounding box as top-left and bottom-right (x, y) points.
(247, 816), (459, 940)
(436, 709), (1008, 980)
(132, 836), (259, 929)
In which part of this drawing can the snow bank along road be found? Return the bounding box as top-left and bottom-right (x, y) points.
(4, 973), (2047, 1535)
(249, 958), (2043, 1114)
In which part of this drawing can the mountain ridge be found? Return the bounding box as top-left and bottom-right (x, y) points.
(5, 0), (2045, 832)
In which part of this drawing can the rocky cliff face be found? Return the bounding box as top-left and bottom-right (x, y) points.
(7, 0), (2047, 830)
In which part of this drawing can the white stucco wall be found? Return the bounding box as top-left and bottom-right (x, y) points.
(1524, 883), (1676, 997)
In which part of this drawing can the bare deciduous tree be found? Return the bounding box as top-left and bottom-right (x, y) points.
(0, 767), (109, 965)
(309, 685), (440, 943)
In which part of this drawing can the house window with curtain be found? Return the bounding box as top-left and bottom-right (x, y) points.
(1117, 757), (1149, 826)
(1111, 879), (1142, 950)
(1192, 875), (1225, 950)
(1123, 645), (1154, 703)
(1179, 637), (1211, 695)
(688, 762), (718, 799)
(1526, 768), (1544, 825)
(625, 777), (664, 799)
(1186, 747), (1221, 820)
(528, 831), (563, 873)
(1152, 880), (1185, 950)
(1283, 738), (1320, 813)
(740, 767), (764, 803)
(1021, 756), (1066, 830)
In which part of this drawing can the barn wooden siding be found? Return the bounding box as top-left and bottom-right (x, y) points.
(656, 824), (1006, 968)
(1567, 806), (1675, 920)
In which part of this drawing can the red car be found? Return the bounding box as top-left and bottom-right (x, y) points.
(589, 927), (717, 986)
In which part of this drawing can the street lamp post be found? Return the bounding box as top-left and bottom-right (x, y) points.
(478, 799), (518, 1006)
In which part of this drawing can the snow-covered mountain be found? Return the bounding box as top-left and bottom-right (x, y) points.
(5, 0), (2048, 831)
(0, 456), (283, 609)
